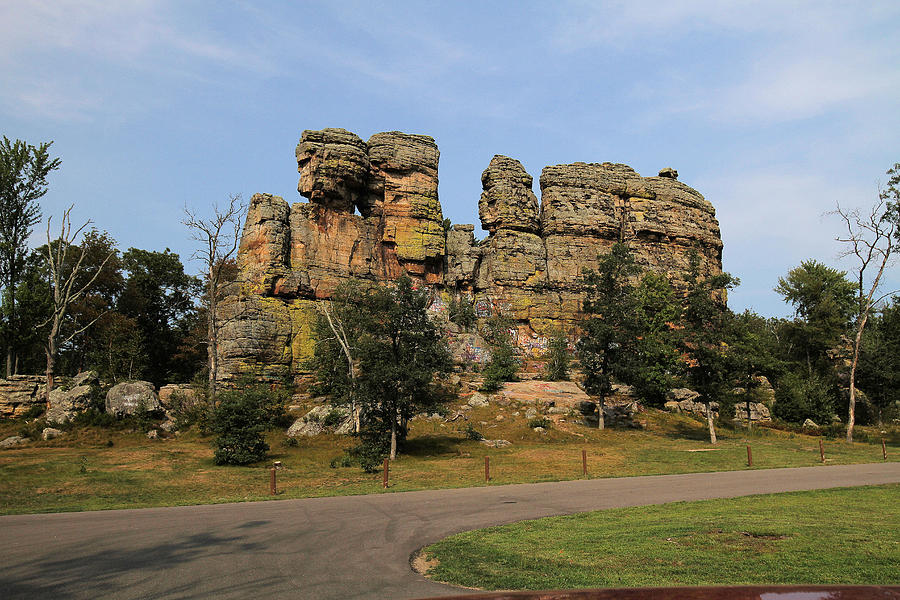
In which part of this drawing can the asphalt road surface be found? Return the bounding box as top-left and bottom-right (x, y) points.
(2, 463), (898, 600)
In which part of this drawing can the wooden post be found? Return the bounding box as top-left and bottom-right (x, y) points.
(819, 439), (826, 463)
(270, 467), (277, 496)
(382, 458), (389, 489)
(582, 449), (588, 476)
(746, 445), (752, 467)
(485, 456), (490, 482)
(883, 439), (888, 461)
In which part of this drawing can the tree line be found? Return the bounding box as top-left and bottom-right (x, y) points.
(1, 136), (242, 396)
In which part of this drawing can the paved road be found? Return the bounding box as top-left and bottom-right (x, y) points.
(2, 463), (898, 599)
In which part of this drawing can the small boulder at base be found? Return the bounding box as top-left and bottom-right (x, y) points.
(71, 370), (99, 388)
(287, 405), (352, 437)
(803, 418), (819, 429)
(42, 427), (62, 441)
(146, 429), (158, 439)
(467, 392), (490, 408)
(46, 384), (95, 425)
(1, 435), (25, 449)
(106, 381), (161, 417)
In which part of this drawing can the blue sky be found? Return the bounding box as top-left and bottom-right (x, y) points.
(2, 0), (899, 317)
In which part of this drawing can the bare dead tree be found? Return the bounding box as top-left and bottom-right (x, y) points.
(183, 193), (246, 400)
(315, 300), (361, 433)
(831, 163), (899, 442)
(41, 206), (113, 402)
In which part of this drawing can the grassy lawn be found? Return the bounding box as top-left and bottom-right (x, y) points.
(0, 406), (896, 515)
(421, 484), (900, 590)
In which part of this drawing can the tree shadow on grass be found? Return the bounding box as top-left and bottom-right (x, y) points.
(661, 419), (715, 442)
(402, 434), (464, 457)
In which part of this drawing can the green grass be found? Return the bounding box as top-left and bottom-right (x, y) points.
(0, 406), (896, 515)
(422, 484), (900, 590)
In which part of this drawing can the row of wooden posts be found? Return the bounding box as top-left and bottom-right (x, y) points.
(268, 439), (891, 494)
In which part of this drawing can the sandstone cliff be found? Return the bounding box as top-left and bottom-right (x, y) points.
(217, 128), (723, 380)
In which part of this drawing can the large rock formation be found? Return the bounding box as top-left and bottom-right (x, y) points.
(217, 128), (723, 381)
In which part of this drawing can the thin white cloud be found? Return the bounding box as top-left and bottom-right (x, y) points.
(551, 0), (900, 125)
(0, 0), (276, 120)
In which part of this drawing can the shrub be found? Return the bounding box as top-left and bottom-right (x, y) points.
(772, 372), (835, 425)
(20, 404), (46, 420)
(544, 332), (570, 381)
(212, 390), (269, 466)
(322, 408), (345, 429)
(528, 417), (552, 429)
(462, 424), (484, 441)
(480, 345), (518, 392)
(448, 296), (477, 332)
(168, 389), (213, 432)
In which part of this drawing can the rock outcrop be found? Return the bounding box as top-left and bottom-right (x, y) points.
(0, 375), (47, 418)
(106, 381), (161, 417)
(218, 128), (724, 381)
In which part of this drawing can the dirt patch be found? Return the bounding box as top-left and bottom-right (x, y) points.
(410, 550), (439, 575)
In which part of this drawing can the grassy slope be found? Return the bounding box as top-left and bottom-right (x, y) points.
(422, 484), (900, 589)
(0, 404), (896, 515)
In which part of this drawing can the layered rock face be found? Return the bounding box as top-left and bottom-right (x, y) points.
(218, 129), (723, 380)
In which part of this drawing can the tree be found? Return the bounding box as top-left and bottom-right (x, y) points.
(628, 271), (682, 407)
(0, 137), (60, 376)
(775, 260), (856, 375)
(311, 276), (451, 464)
(118, 248), (201, 386)
(831, 163), (898, 442)
(577, 243), (642, 429)
(680, 251), (739, 444)
(42, 207), (113, 401)
(183, 194), (246, 399)
(0, 250), (51, 374)
(857, 299), (900, 426)
(212, 387), (270, 465)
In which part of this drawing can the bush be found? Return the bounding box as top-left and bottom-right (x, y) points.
(448, 295), (477, 332)
(212, 390), (269, 466)
(347, 435), (390, 473)
(322, 408), (346, 429)
(168, 389), (213, 432)
(772, 372), (836, 425)
(20, 404), (46, 420)
(528, 417), (552, 429)
(544, 332), (570, 381)
(462, 424), (484, 441)
(480, 344), (518, 392)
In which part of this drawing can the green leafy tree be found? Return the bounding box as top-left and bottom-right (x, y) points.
(447, 294), (477, 332)
(311, 277), (452, 466)
(775, 260), (855, 375)
(577, 243), (642, 428)
(0, 137), (60, 376)
(118, 248), (201, 385)
(629, 271), (682, 407)
(858, 299), (900, 426)
(212, 388), (270, 465)
(679, 251), (739, 443)
(772, 371), (836, 425)
(0, 250), (51, 374)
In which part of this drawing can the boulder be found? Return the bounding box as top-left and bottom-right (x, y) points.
(467, 392), (490, 408)
(105, 381), (161, 417)
(1, 435), (25, 449)
(286, 404), (352, 437)
(658, 167), (678, 179)
(71, 370), (99, 388)
(146, 429), (158, 439)
(158, 384), (197, 409)
(803, 418), (819, 429)
(46, 384), (95, 425)
(41, 427), (62, 441)
(480, 439), (511, 448)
